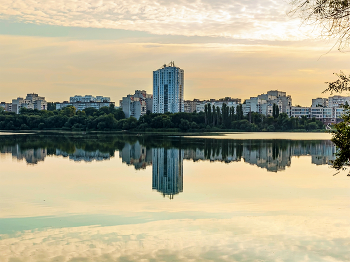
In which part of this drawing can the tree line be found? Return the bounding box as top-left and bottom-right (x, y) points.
(0, 103), (325, 132)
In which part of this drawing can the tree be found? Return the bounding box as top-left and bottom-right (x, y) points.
(60, 106), (76, 117)
(236, 104), (244, 120)
(290, 0), (350, 172)
(47, 102), (57, 111)
(179, 119), (190, 131)
(204, 104), (208, 125)
(290, 0), (350, 51)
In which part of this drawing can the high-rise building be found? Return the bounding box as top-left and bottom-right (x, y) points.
(153, 62), (184, 113)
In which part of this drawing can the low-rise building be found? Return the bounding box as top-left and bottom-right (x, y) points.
(70, 95), (110, 103)
(56, 95), (114, 111)
(291, 106), (310, 118)
(184, 97), (241, 113)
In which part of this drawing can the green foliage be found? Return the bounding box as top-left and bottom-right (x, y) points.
(60, 106), (76, 117)
(47, 102), (57, 111)
(0, 103), (326, 132)
(272, 104), (279, 118)
(330, 106), (350, 173)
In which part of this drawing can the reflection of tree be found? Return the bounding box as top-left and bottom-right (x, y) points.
(0, 134), (129, 164)
(0, 134), (336, 171)
(137, 136), (335, 172)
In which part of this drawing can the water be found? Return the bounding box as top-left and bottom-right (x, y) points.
(0, 132), (349, 262)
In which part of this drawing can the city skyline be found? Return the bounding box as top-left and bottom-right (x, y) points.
(3, 87), (350, 108)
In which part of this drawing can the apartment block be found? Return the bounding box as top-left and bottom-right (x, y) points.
(4, 93), (48, 114)
(0, 102), (12, 112)
(153, 62), (184, 113)
(56, 95), (114, 111)
(121, 90), (153, 120)
(243, 90), (292, 116)
(184, 98), (241, 113)
(290, 106), (310, 118)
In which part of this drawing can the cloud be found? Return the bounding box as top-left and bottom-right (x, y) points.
(0, 0), (313, 41)
(0, 217), (349, 262)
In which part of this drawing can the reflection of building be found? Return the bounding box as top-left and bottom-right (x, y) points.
(56, 149), (111, 162)
(0, 145), (47, 164)
(152, 148), (184, 199)
(119, 141), (152, 169)
(183, 140), (336, 172)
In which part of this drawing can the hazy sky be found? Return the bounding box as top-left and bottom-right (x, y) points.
(1, 0), (350, 106)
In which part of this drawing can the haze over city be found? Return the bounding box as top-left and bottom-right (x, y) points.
(1, 0), (350, 105)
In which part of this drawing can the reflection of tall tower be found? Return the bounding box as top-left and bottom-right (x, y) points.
(152, 148), (184, 199)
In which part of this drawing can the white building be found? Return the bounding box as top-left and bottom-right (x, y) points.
(312, 98), (328, 107)
(243, 90), (292, 116)
(70, 95), (110, 103)
(328, 95), (350, 108)
(184, 98), (241, 113)
(9, 94), (47, 114)
(196, 100), (240, 113)
(153, 62), (184, 113)
(291, 106), (310, 118)
(307, 95), (350, 124)
(56, 95), (114, 111)
(121, 90), (153, 120)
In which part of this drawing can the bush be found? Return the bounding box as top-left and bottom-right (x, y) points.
(38, 123), (45, 129)
(267, 125), (275, 132)
(20, 124), (29, 130)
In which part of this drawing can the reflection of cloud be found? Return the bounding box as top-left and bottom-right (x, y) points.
(0, 0), (313, 40)
(1, 217), (350, 261)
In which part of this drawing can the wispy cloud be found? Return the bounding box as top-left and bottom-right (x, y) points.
(0, 0), (312, 40)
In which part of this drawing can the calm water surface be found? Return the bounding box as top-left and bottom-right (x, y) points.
(0, 132), (349, 262)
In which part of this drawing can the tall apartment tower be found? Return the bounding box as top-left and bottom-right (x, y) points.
(153, 62), (184, 113)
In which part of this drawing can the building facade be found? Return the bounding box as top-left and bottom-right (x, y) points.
(184, 98), (241, 113)
(286, 95), (350, 124)
(121, 90), (153, 120)
(70, 95), (110, 103)
(242, 90), (292, 116)
(56, 95), (114, 111)
(153, 62), (184, 113)
(3, 93), (48, 114)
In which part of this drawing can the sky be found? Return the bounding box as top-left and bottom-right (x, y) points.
(1, 0), (350, 106)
